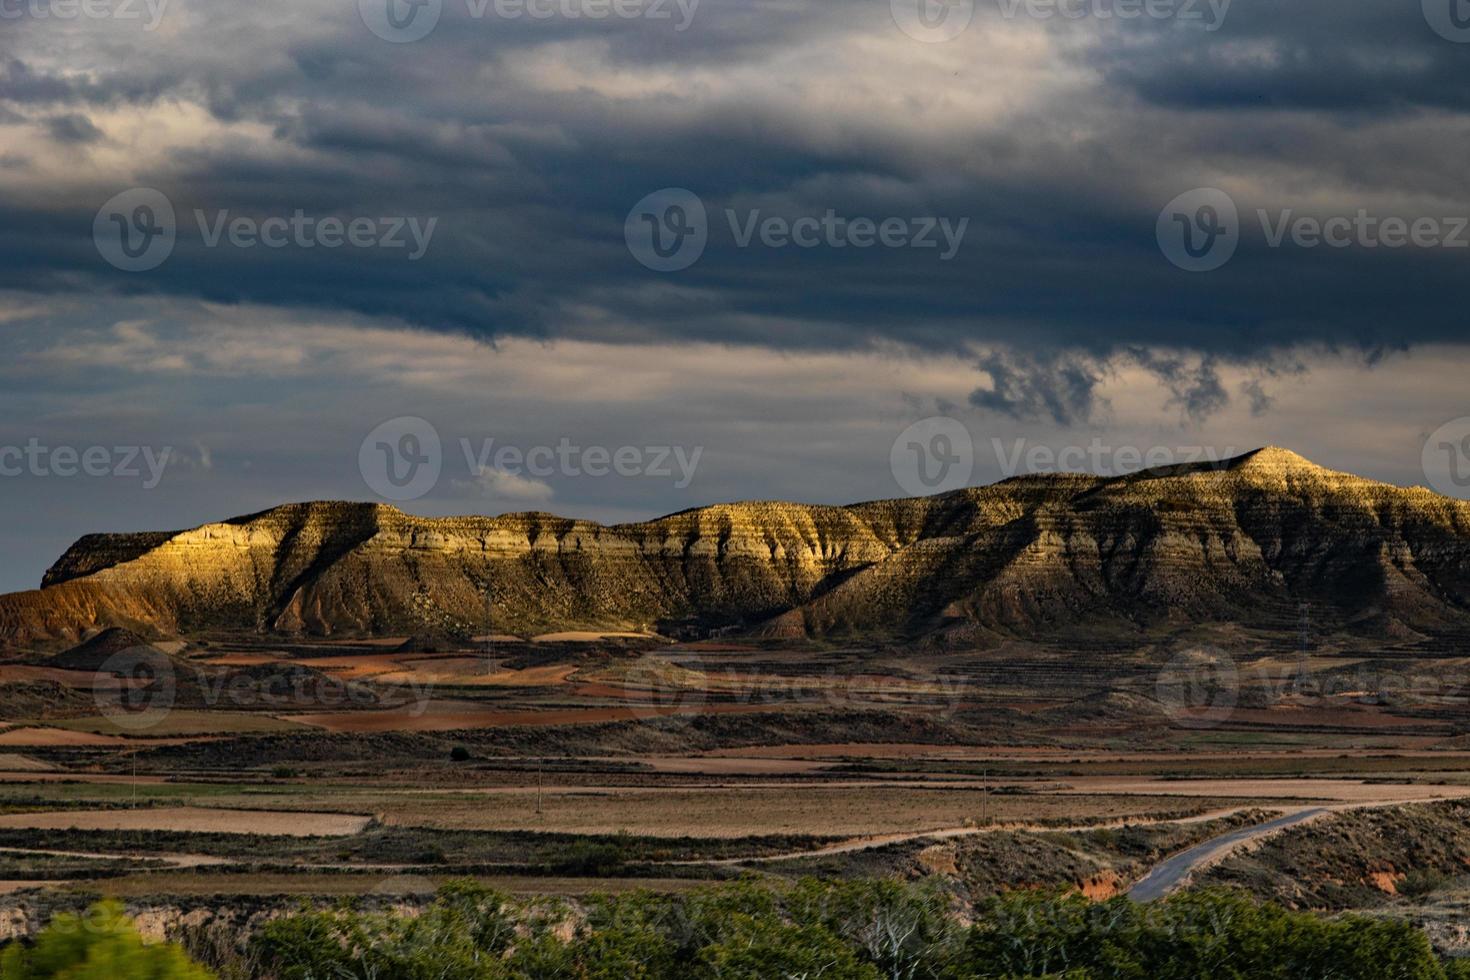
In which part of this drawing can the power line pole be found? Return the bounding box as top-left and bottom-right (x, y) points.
(1294, 602), (1312, 697)
(484, 582), (494, 675)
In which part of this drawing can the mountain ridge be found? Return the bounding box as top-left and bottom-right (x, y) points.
(5, 447), (1470, 647)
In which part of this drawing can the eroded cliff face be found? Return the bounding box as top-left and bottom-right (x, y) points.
(6, 448), (1470, 645)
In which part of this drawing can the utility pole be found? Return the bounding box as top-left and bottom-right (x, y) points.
(484, 583), (494, 675)
(1294, 602), (1312, 697)
(535, 762), (543, 815)
(981, 769), (988, 826)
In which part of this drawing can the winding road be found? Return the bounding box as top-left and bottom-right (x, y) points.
(1126, 807), (1328, 902)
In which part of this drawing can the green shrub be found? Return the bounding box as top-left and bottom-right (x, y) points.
(1399, 870), (1449, 899)
(0, 900), (214, 979)
(540, 838), (628, 876)
(247, 878), (1463, 980)
(962, 889), (1447, 980)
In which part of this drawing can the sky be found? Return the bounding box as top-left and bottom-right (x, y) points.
(1, 0), (1469, 592)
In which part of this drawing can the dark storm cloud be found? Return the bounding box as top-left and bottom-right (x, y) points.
(1128, 349), (1228, 423)
(1094, 0), (1470, 113)
(1, 0), (1468, 403)
(43, 112), (103, 143)
(969, 350), (1106, 425)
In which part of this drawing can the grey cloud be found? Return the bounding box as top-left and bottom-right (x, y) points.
(43, 113), (104, 144)
(969, 350), (1108, 426)
(0, 0), (1465, 378)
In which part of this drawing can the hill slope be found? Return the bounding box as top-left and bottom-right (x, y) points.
(5, 448), (1470, 645)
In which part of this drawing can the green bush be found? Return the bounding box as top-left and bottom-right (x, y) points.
(1444, 958), (1470, 980)
(246, 878), (1465, 980)
(0, 900), (214, 979)
(962, 889), (1447, 980)
(1399, 870), (1449, 899)
(539, 837), (628, 876)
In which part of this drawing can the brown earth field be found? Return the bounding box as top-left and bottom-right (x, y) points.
(0, 634), (1467, 917)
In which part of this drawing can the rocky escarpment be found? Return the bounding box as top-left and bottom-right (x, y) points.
(4, 448), (1470, 646)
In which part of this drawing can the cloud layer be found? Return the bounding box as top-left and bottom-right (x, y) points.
(2, 0), (1469, 589)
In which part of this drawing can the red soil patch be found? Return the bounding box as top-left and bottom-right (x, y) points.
(287, 701), (792, 733)
(374, 662), (575, 687)
(0, 807), (370, 836)
(0, 666), (105, 688)
(1222, 706), (1446, 730)
(198, 654), (287, 667)
(0, 727), (136, 747)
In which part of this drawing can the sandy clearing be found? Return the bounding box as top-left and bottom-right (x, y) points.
(287, 701), (789, 733)
(370, 787), (1235, 837)
(705, 743), (989, 760)
(0, 807), (371, 837)
(705, 744), (1470, 762)
(0, 727), (139, 747)
(0, 771), (168, 785)
(1218, 707), (1448, 730)
(198, 654), (287, 666)
(77, 873), (706, 898)
(292, 654), (405, 680)
(669, 643), (760, 652)
(0, 666), (107, 687)
(373, 662), (577, 687)
(601, 756), (832, 775)
(0, 881), (58, 894)
(0, 846), (229, 868)
(0, 753), (54, 772)
(1053, 777), (1470, 803)
(673, 806), (1256, 867)
(31, 711), (306, 738)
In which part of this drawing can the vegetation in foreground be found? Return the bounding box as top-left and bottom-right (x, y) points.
(198, 879), (1470, 979)
(7, 879), (1470, 978)
(0, 900), (211, 979)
